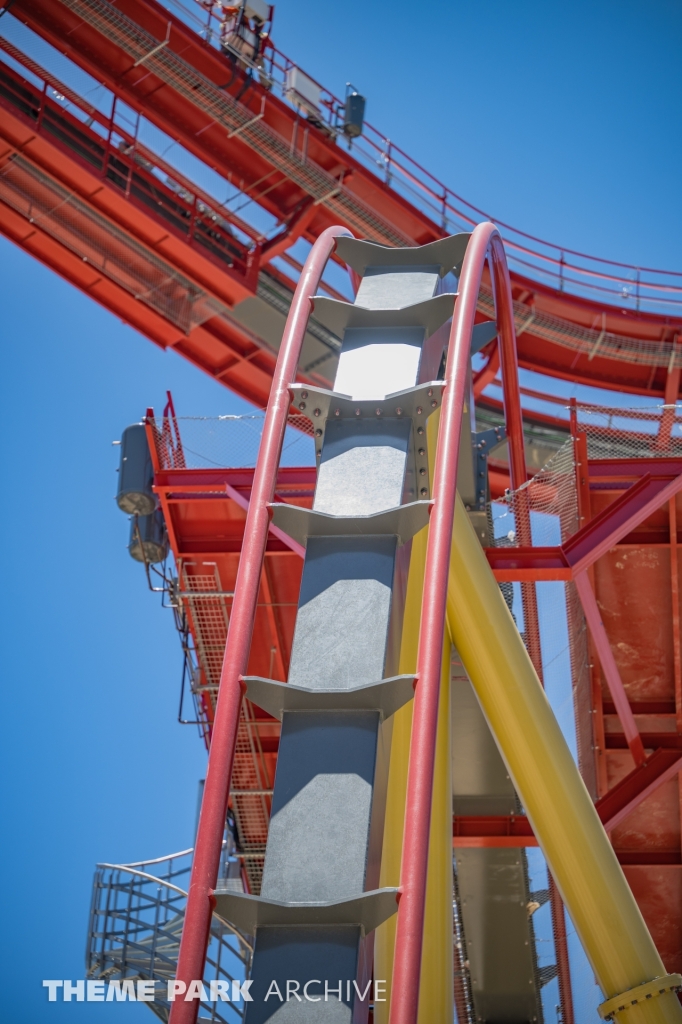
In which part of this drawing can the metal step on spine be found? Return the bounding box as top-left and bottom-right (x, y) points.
(215, 233), (470, 1021)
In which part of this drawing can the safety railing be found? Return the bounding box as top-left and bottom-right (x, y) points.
(0, 39), (256, 272)
(4, 9), (680, 314)
(87, 846), (251, 1023)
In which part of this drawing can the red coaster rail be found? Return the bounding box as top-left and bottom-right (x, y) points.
(168, 224), (351, 1024)
(389, 221), (529, 1024)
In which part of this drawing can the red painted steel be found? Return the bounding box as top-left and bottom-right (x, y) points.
(486, 464), (682, 582)
(549, 874), (576, 1024)
(224, 483), (305, 559)
(668, 498), (682, 734)
(168, 225), (350, 1024)
(565, 473), (682, 574)
(597, 749), (682, 832)
(453, 751), (682, 839)
(390, 223), (524, 1024)
(4, 0), (682, 397)
(574, 569), (646, 766)
(486, 547), (571, 580)
(494, 246), (545, 681)
(3, 0), (680, 988)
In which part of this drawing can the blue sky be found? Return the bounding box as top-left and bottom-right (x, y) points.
(0, 1), (680, 1020)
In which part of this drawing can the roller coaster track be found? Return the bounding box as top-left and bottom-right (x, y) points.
(1, 0), (681, 397)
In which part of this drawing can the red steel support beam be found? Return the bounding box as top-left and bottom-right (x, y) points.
(168, 224), (351, 1024)
(671, 497), (682, 734)
(574, 569), (646, 766)
(485, 466), (682, 582)
(549, 874), (576, 1024)
(261, 201), (317, 265)
(655, 334), (681, 449)
(563, 471), (682, 574)
(391, 223), (525, 1024)
(224, 482), (305, 559)
(595, 747), (682, 832)
(453, 748), (682, 843)
(496, 253), (543, 681)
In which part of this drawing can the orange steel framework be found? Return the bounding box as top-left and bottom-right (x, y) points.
(1, 0), (681, 395)
(1, 0), (682, 1014)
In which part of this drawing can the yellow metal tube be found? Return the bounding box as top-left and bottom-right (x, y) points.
(447, 493), (682, 1024)
(375, 525), (454, 1024)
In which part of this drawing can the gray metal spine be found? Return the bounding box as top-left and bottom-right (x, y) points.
(216, 238), (464, 1022)
(451, 653), (545, 1023)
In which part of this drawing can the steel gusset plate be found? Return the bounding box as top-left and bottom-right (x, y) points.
(290, 379), (445, 496)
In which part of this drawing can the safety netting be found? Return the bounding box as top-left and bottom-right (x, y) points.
(149, 414), (315, 471)
(578, 402), (682, 459)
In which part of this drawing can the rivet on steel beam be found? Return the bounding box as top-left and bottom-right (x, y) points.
(355, 408), (361, 416)
(420, 487), (428, 496)
(419, 467), (427, 476)
(416, 406), (423, 415)
(417, 426), (424, 435)
(376, 409), (382, 416)
(315, 428), (322, 437)
(431, 399), (438, 408)
(301, 391), (308, 399)
(396, 407), (403, 416)
(313, 408), (321, 417)
(334, 409), (341, 417)
(418, 448), (425, 456)
(298, 402), (306, 410)
(427, 387), (433, 397)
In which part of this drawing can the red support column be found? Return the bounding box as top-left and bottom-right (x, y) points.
(670, 497), (682, 734)
(549, 875), (575, 1024)
(496, 260), (543, 680)
(655, 334), (681, 450)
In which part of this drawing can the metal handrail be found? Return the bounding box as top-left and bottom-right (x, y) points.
(96, 863), (190, 897)
(5, 6), (679, 312)
(96, 856), (254, 950)
(168, 224), (351, 1024)
(0, 38), (260, 251)
(108, 848), (195, 868)
(389, 222), (528, 1024)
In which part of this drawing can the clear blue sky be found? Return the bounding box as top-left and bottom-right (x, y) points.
(0, 2), (680, 1020)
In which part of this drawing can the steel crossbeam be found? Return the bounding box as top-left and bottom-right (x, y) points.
(487, 464), (682, 581)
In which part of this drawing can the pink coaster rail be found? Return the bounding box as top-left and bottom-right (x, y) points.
(389, 221), (529, 1024)
(167, 224), (351, 1024)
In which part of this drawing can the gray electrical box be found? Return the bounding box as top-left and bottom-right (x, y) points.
(128, 509), (168, 564)
(116, 423), (155, 515)
(343, 89), (365, 138)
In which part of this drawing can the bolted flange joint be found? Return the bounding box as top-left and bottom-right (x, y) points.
(598, 974), (682, 1020)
